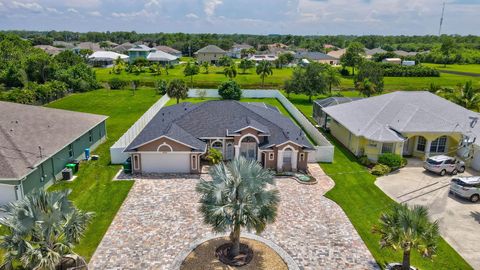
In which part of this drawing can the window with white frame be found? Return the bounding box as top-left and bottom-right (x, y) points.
(268, 152), (274, 160)
(417, 137), (426, 152)
(381, 143), (394, 153)
(68, 144), (74, 158)
(299, 153), (305, 161)
(430, 136), (447, 153)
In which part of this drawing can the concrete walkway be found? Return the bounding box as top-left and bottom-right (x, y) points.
(89, 164), (377, 270)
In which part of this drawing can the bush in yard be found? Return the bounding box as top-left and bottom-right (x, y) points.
(371, 164), (391, 176)
(359, 155), (374, 167)
(218, 80), (242, 100)
(154, 79), (168, 95)
(206, 148), (223, 164)
(108, 77), (127, 89)
(378, 153), (404, 169)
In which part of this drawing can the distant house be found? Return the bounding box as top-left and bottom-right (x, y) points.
(313, 97), (363, 129)
(113, 42), (135, 54)
(320, 91), (480, 166)
(227, 44), (253, 58)
(34, 45), (64, 56)
(155, 45), (182, 57)
(0, 101), (107, 206)
(194, 45), (226, 65)
(382, 58), (402, 64)
(88, 51), (129, 67)
(294, 52), (339, 65)
(323, 44), (336, 49)
(147, 50), (179, 65)
(327, 48), (346, 59)
(248, 54), (278, 62)
(53, 41), (75, 49)
(394, 50), (418, 57)
(74, 42), (101, 53)
(128, 44), (155, 63)
(365, 48), (387, 59)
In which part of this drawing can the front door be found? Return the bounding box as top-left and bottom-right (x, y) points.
(240, 142), (257, 160)
(403, 139), (411, 156)
(225, 143), (234, 160)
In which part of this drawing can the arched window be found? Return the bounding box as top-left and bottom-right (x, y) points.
(240, 136), (257, 160)
(157, 143), (173, 152)
(212, 141), (223, 150)
(430, 136), (447, 153)
(417, 136), (427, 152)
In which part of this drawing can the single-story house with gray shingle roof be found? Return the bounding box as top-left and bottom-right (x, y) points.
(313, 97), (363, 129)
(125, 100), (314, 174)
(294, 51), (339, 65)
(0, 101), (107, 206)
(194, 45), (226, 65)
(321, 91), (480, 167)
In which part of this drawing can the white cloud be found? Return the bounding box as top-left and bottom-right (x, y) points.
(88, 10), (101, 16)
(63, 0), (100, 8)
(111, 9), (157, 19)
(204, 0), (223, 17)
(46, 7), (62, 14)
(185, 13), (199, 19)
(11, 1), (43, 13)
(67, 7), (78, 13)
(145, 0), (161, 7)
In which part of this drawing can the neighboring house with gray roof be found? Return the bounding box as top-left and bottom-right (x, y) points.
(125, 100), (313, 174)
(0, 101), (107, 206)
(194, 45), (226, 64)
(295, 51), (339, 65)
(155, 45), (182, 57)
(128, 44), (155, 63)
(313, 97), (363, 128)
(322, 91), (480, 166)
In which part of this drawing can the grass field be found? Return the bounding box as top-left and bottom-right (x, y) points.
(287, 93), (472, 270)
(95, 65), (480, 92)
(45, 88), (160, 261)
(424, 63), (480, 74)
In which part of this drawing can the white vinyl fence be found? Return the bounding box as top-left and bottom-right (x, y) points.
(110, 89), (334, 164)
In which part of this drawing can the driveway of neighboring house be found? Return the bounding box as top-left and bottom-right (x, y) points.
(375, 159), (479, 269)
(89, 164), (377, 270)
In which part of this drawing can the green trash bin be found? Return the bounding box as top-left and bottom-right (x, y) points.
(66, 163), (77, 174)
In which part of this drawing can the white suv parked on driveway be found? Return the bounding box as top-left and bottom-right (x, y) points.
(423, 155), (466, 176)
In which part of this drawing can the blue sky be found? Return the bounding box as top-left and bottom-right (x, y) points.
(0, 0), (478, 35)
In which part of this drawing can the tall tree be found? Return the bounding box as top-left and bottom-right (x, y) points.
(183, 61), (199, 86)
(373, 204), (439, 270)
(324, 66), (341, 94)
(340, 42), (365, 76)
(196, 157), (279, 259)
(256, 60), (273, 88)
(202, 61), (209, 74)
(354, 61), (384, 97)
(239, 58), (254, 74)
(167, 78), (188, 104)
(284, 63), (328, 102)
(0, 189), (93, 270)
(440, 37), (456, 67)
(224, 63), (237, 79)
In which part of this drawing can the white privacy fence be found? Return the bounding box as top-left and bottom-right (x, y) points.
(110, 89), (334, 164)
(110, 94), (170, 164)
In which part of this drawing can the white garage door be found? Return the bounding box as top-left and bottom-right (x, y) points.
(141, 153), (191, 173)
(0, 184), (18, 206)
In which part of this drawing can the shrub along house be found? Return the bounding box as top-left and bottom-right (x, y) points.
(0, 101), (107, 206)
(125, 100), (313, 174)
(320, 91), (480, 168)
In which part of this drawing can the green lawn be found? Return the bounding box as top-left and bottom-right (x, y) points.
(424, 63), (480, 74)
(287, 93), (472, 270)
(96, 65), (480, 92)
(45, 88), (160, 261)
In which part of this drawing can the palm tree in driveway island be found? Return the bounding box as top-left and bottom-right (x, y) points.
(196, 157), (280, 266)
(373, 204), (439, 270)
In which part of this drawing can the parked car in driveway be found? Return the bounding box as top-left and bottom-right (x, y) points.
(450, 176), (480, 203)
(423, 155), (465, 176)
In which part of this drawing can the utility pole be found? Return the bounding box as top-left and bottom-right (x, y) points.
(438, 2), (446, 36)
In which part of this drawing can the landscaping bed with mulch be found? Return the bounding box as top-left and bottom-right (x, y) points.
(180, 237), (288, 270)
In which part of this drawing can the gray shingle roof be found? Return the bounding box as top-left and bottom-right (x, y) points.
(126, 100), (313, 152)
(323, 91), (480, 142)
(155, 45), (181, 55)
(0, 101), (107, 180)
(295, 51), (338, 61)
(314, 97), (363, 108)
(195, 45), (226, 54)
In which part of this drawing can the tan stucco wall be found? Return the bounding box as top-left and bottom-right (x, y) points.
(330, 120), (360, 155)
(196, 52), (226, 64)
(137, 137), (192, 152)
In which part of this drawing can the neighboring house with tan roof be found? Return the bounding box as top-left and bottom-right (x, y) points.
(194, 45), (226, 64)
(327, 48), (346, 59)
(320, 91), (480, 169)
(155, 45), (182, 57)
(74, 42), (101, 52)
(125, 100), (314, 174)
(34, 45), (64, 56)
(0, 101), (107, 206)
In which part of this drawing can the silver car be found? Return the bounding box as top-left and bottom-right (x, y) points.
(450, 176), (480, 203)
(423, 155), (465, 176)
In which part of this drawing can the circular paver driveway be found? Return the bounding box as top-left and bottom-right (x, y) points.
(90, 166), (377, 270)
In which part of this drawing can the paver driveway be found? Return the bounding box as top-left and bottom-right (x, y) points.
(90, 164), (377, 270)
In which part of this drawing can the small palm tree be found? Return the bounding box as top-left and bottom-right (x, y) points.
(151, 63), (162, 76)
(357, 78), (376, 97)
(167, 78), (188, 104)
(447, 81), (480, 110)
(0, 189), (93, 270)
(324, 67), (341, 94)
(196, 157), (280, 260)
(373, 204), (439, 270)
(202, 62), (210, 74)
(224, 64), (237, 79)
(256, 60), (273, 88)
